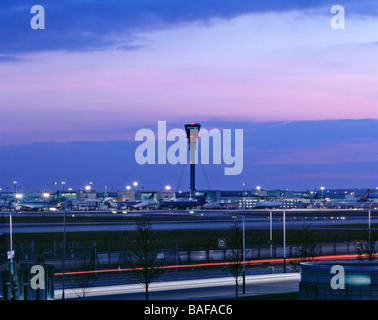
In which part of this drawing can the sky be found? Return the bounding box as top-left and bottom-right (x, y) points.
(1, 0), (378, 192)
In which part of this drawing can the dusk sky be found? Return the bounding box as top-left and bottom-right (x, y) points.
(1, 0), (378, 192)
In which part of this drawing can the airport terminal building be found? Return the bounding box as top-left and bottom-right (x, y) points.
(1, 186), (372, 211)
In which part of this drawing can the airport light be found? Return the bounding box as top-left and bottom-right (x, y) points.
(133, 181), (138, 187)
(320, 186), (325, 199)
(43, 192), (50, 199)
(126, 185), (131, 200)
(165, 185), (175, 199)
(85, 185), (91, 192)
(15, 193), (23, 200)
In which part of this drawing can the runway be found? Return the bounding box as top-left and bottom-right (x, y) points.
(0, 211), (376, 234)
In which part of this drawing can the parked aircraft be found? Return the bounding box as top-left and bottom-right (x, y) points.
(14, 201), (57, 211)
(156, 193), (207, 210)
(117, 193), (156, 210)
(253, 193), (285, 209)
(323, 189), (371, 208)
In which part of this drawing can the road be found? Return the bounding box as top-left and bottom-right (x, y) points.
(54, 272), (300, 300)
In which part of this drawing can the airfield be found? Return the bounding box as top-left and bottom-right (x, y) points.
(0, 207), (376, 234)
(1, 207), (375, 300)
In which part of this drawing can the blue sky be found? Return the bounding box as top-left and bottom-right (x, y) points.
(2, 119), (378, 192)
(1, 1), (378, 191)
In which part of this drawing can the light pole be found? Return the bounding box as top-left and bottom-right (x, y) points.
(9, 212), (14, 277)
(13, 181), (17, 193)
(10, 194), (22, 278)
(61, 181), (66, 192)
(320, 186), (325, 200)
(256, 186), (261, 202)
(62, 207), (66, 300)
(165, 185), (173, 197)
(270, 209), (273, 258)
(242, 215), (246, 294)
(165, 185), (170, 198)
(126, 185), (131, 200)
(369, 207), (371, 242)
(283, 208), (286, 273)
(133, 182), (139, 201)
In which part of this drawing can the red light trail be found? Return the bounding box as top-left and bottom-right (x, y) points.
(54, 253), (361, 276)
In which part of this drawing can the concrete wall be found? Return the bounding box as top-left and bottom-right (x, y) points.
(300, 261), (378, 300)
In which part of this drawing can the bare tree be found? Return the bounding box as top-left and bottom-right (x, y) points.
(126, 217), (165, 300)
(0, 234), (9, 272)
(289, 223), (319, 272)
(67, 248), (97, 299)
(222, 222), (244, 300)
(356, 231), (377, 261)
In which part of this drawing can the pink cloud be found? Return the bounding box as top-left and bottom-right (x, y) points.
(2, 12), (378, 144)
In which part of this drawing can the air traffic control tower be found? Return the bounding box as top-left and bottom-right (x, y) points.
(184, 123), (201, 193)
